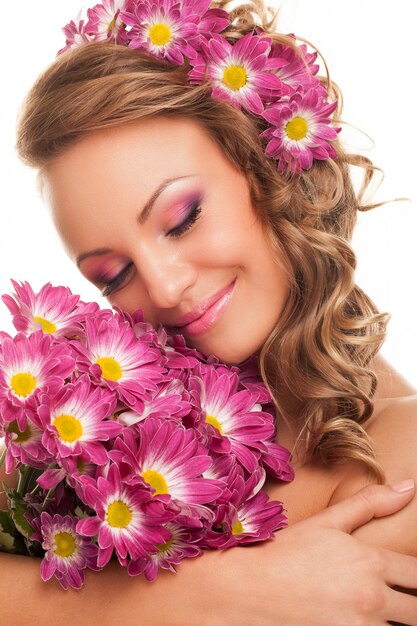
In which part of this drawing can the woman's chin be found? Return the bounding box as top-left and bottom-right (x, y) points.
(189, 336), (260, 368)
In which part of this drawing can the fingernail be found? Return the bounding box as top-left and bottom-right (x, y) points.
(390, 479), (415, 493)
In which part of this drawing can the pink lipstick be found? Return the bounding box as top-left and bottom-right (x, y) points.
(175, 279), (236, 336)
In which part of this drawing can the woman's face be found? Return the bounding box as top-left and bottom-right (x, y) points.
(42, 116), (289, 365)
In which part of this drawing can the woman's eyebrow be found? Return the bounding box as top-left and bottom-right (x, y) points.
(137, 174), (197, 225)
(76, 174), (197, 266)
(76, 248), (112, 267)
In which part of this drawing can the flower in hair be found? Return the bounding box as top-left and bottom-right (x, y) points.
(120, 0), (229, 64)
(260, 88), (341, 174)
(86, 0), (129, 44)
(188, 31), (289, 115)
(58, 11), (95, 55)
(267, 34), (326, 96)
(58, 0), (342, 174)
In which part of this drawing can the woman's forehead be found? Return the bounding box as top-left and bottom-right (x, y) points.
(44, 116), (228, 192)
(40, 115), (244, 257)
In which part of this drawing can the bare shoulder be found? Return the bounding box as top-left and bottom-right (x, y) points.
(365, 393), (417, 480)
(329, 394), (417, 555)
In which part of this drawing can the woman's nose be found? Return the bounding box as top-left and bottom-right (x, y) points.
(132, 245), (198, 310)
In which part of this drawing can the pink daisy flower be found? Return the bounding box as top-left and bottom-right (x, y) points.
(260, 87), (341, 174)
(117, 378), (190, 427)
(188, 32), (287, 115)
(86, 0), (129, 44)
(36, 374), (120, 465)
(163, 329), (205, 368)
(157, 326), (201, 369)
(25, 481), (78, 518)
(0, 331), (10, 346)
(233, 354), (272, 404)
(202, 452), (241, 505)
(73, 316), (166, 410)
(114, 306), (161, 346)
(76, 463), (174, 567)
(189, 365), (275, 472)
(3, 417), (52, 474)
(1, 280), (99, 338)
(120, 0), (200, 65)
(205, 468), (287, 548)
(33, 512), (100, 590)
(259, 438), (295, 482)
(127, 522), (203, 580)
(184, 0), (230, 46)
(37, 453), (99, 491)
(58, 12), (95, 55)
(0, 331), (75, 430)
(267, 35), (326, 96)
(110, 418), (223, 509)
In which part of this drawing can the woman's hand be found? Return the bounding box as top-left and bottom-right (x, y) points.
(206, 482), (417, 626)
(0, 482), (416, 625)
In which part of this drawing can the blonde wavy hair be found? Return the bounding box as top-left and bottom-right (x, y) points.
(16, 0), (389, 481)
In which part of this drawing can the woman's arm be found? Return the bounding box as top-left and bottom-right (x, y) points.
(2, 483), (417, 625)
(330, 395), (417, 555)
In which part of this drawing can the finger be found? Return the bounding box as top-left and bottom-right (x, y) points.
(385, 586), (417, 626)
(310, 482), (415, 533)
(383, 549), (417, 591)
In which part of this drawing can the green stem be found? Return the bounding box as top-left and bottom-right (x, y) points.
(41, 487), (57, 512)
(16, 466), (29, 495)
(29, 483), (41, 497)
(0, 447), (6, 471)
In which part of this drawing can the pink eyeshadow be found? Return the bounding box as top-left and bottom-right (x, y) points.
(85, 258), (128, 283)
(164, 191), (201, 227)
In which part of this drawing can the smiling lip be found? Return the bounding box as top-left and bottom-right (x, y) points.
(171, 279), (236, 336)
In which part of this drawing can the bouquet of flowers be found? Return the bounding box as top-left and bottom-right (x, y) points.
(0, 280), (294, 589)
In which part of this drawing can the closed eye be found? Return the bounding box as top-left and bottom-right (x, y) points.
(167, 200), (202, 238)
(99, 201), (202, 297)
(100, 262), (134, 297)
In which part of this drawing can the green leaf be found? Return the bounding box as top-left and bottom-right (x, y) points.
(23, 536), (43, 557)
(0, 510), (16, 537)
(0, 524), (15, 552)
(9, 501), (33, 540)
(2, 481), (15, 500)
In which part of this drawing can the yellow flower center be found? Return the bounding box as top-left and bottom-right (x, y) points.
(222, 65), (247, 90)
(231, 519), (244, 535)
(53, 414), (83, 443)
(107, 17), (116, 32)
(34, 316), (57, 334)
(107, 500), (132, 528)
(96, 357), (123, 381)
(149, 23), (171, 46)
(285, 116), (308, 141)
(142, 469), (169, 495)
(205, 415), (223, 435)
(7, 419), (32, 444)
(157, 537), (174, 553)
(54, 531), (76, 558)
(10, 372), (37, 398)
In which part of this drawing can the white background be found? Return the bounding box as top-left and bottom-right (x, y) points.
(0, 0), (416, 385)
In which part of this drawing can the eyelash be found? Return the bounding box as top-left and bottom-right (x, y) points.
(100, 201), (202, 297)
(167, 200), (202, 238)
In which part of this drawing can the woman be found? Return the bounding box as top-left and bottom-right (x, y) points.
(1, 0), (417, 623)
